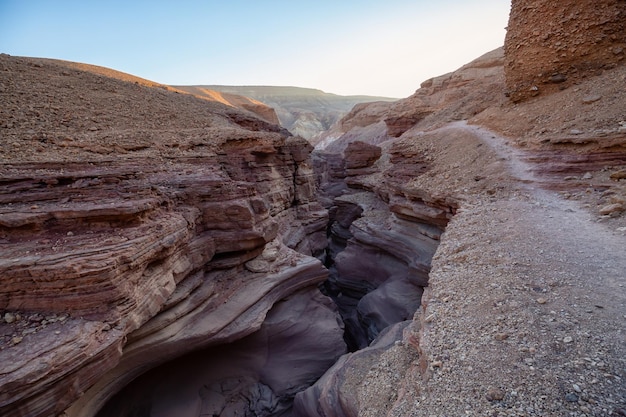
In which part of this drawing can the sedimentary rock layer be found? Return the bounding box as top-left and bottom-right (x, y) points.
(0, 54), (336, 417)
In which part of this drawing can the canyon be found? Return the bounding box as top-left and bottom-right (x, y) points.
(176, 85), (396, 141)
(1, 1), (626, 416)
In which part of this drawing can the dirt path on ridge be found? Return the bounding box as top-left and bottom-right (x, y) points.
(382, 122), (626, 417)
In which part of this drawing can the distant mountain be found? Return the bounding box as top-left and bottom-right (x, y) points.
(174, 85), (398, 140)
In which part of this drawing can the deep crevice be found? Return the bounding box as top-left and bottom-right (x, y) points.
(96, 150), (450, 417)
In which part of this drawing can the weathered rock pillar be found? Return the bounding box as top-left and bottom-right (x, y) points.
(504, 0), (626, 102)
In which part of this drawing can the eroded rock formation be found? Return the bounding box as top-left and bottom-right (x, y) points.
(97, 288), (345, 417)
(3, 3), (626, 414)
(504, 0), (626, 102)
(295, 28), (626, 415)
(0, 55), (341, 417)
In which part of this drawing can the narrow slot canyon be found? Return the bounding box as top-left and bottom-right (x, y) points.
(94, 146), (451, 417)
(4, 7), (625, 412)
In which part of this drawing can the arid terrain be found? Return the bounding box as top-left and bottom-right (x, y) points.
(178, 85), (396, 141)
(1, 1), (625, 416)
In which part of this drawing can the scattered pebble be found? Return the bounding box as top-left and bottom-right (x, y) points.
(563, 336), (574, 343)
(582, 95), (602, 104)
(4, 312), (16, 324)
(565, 393), (579, 402)
(599, 203), (624, 216)
(485, 388), (505, 401)
(244, 259), (270, 273)
(609, 169), (626, 180)
(536, 297), (548, 304)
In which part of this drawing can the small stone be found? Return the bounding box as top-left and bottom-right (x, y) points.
(66, 231), (74, 236)
(599, 203), (624, 216)
(494, 333), (509, 341)
(486, 388), (505, 401)
(582, 95), (602, 104)
(582, 172), (593, 180)
(244, 259), (270, 273)
(563, 336), (574, 343)
(431, 360), (443, 368)
(261, 247), (279, 262)
(573, 384), (582, 393)
(565, 393), (579, 402)
(11, 336), (23, 345)
(610, 170), (626, 180)
(424, 314), (436, 323)
(4, 313), (16, 323)
(536, 297), (548, 304)
(570, 129), (583, 135)
(28, 314), (43, 322)
(550, 73), (567, 83)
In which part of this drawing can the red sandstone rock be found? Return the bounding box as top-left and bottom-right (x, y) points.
(504, 0), (626, 102)
(0, 54), (331, 417)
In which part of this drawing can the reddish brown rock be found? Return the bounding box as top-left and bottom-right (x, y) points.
(315, 48), (505, 149)
(504, 0), (626, 102)
(0, 55), (331, 417)
(343, 141), (382, 169)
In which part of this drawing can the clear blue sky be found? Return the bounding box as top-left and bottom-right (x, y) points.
(0, 0), (510, 97)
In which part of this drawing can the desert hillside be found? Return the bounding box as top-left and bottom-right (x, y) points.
(178, 85), (396, 140)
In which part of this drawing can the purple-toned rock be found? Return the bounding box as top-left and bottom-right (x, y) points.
(95, 287), (346, 417)
(292, 321), (410, 417)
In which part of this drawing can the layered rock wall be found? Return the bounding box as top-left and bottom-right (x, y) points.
(504, 0), (626, 102)
(0, 55), (341, 417)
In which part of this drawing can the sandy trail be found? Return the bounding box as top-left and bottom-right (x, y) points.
(401, 121), (626, 416)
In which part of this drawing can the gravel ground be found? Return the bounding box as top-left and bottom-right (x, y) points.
(355, 124), (626, 417)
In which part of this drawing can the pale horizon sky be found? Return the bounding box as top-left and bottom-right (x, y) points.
(0, 0), (511, 98)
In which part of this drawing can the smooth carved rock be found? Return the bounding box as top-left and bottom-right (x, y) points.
(324, 193), (441, 349)
(95, 287), (346, 417)
(292, 321), (411, 417)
